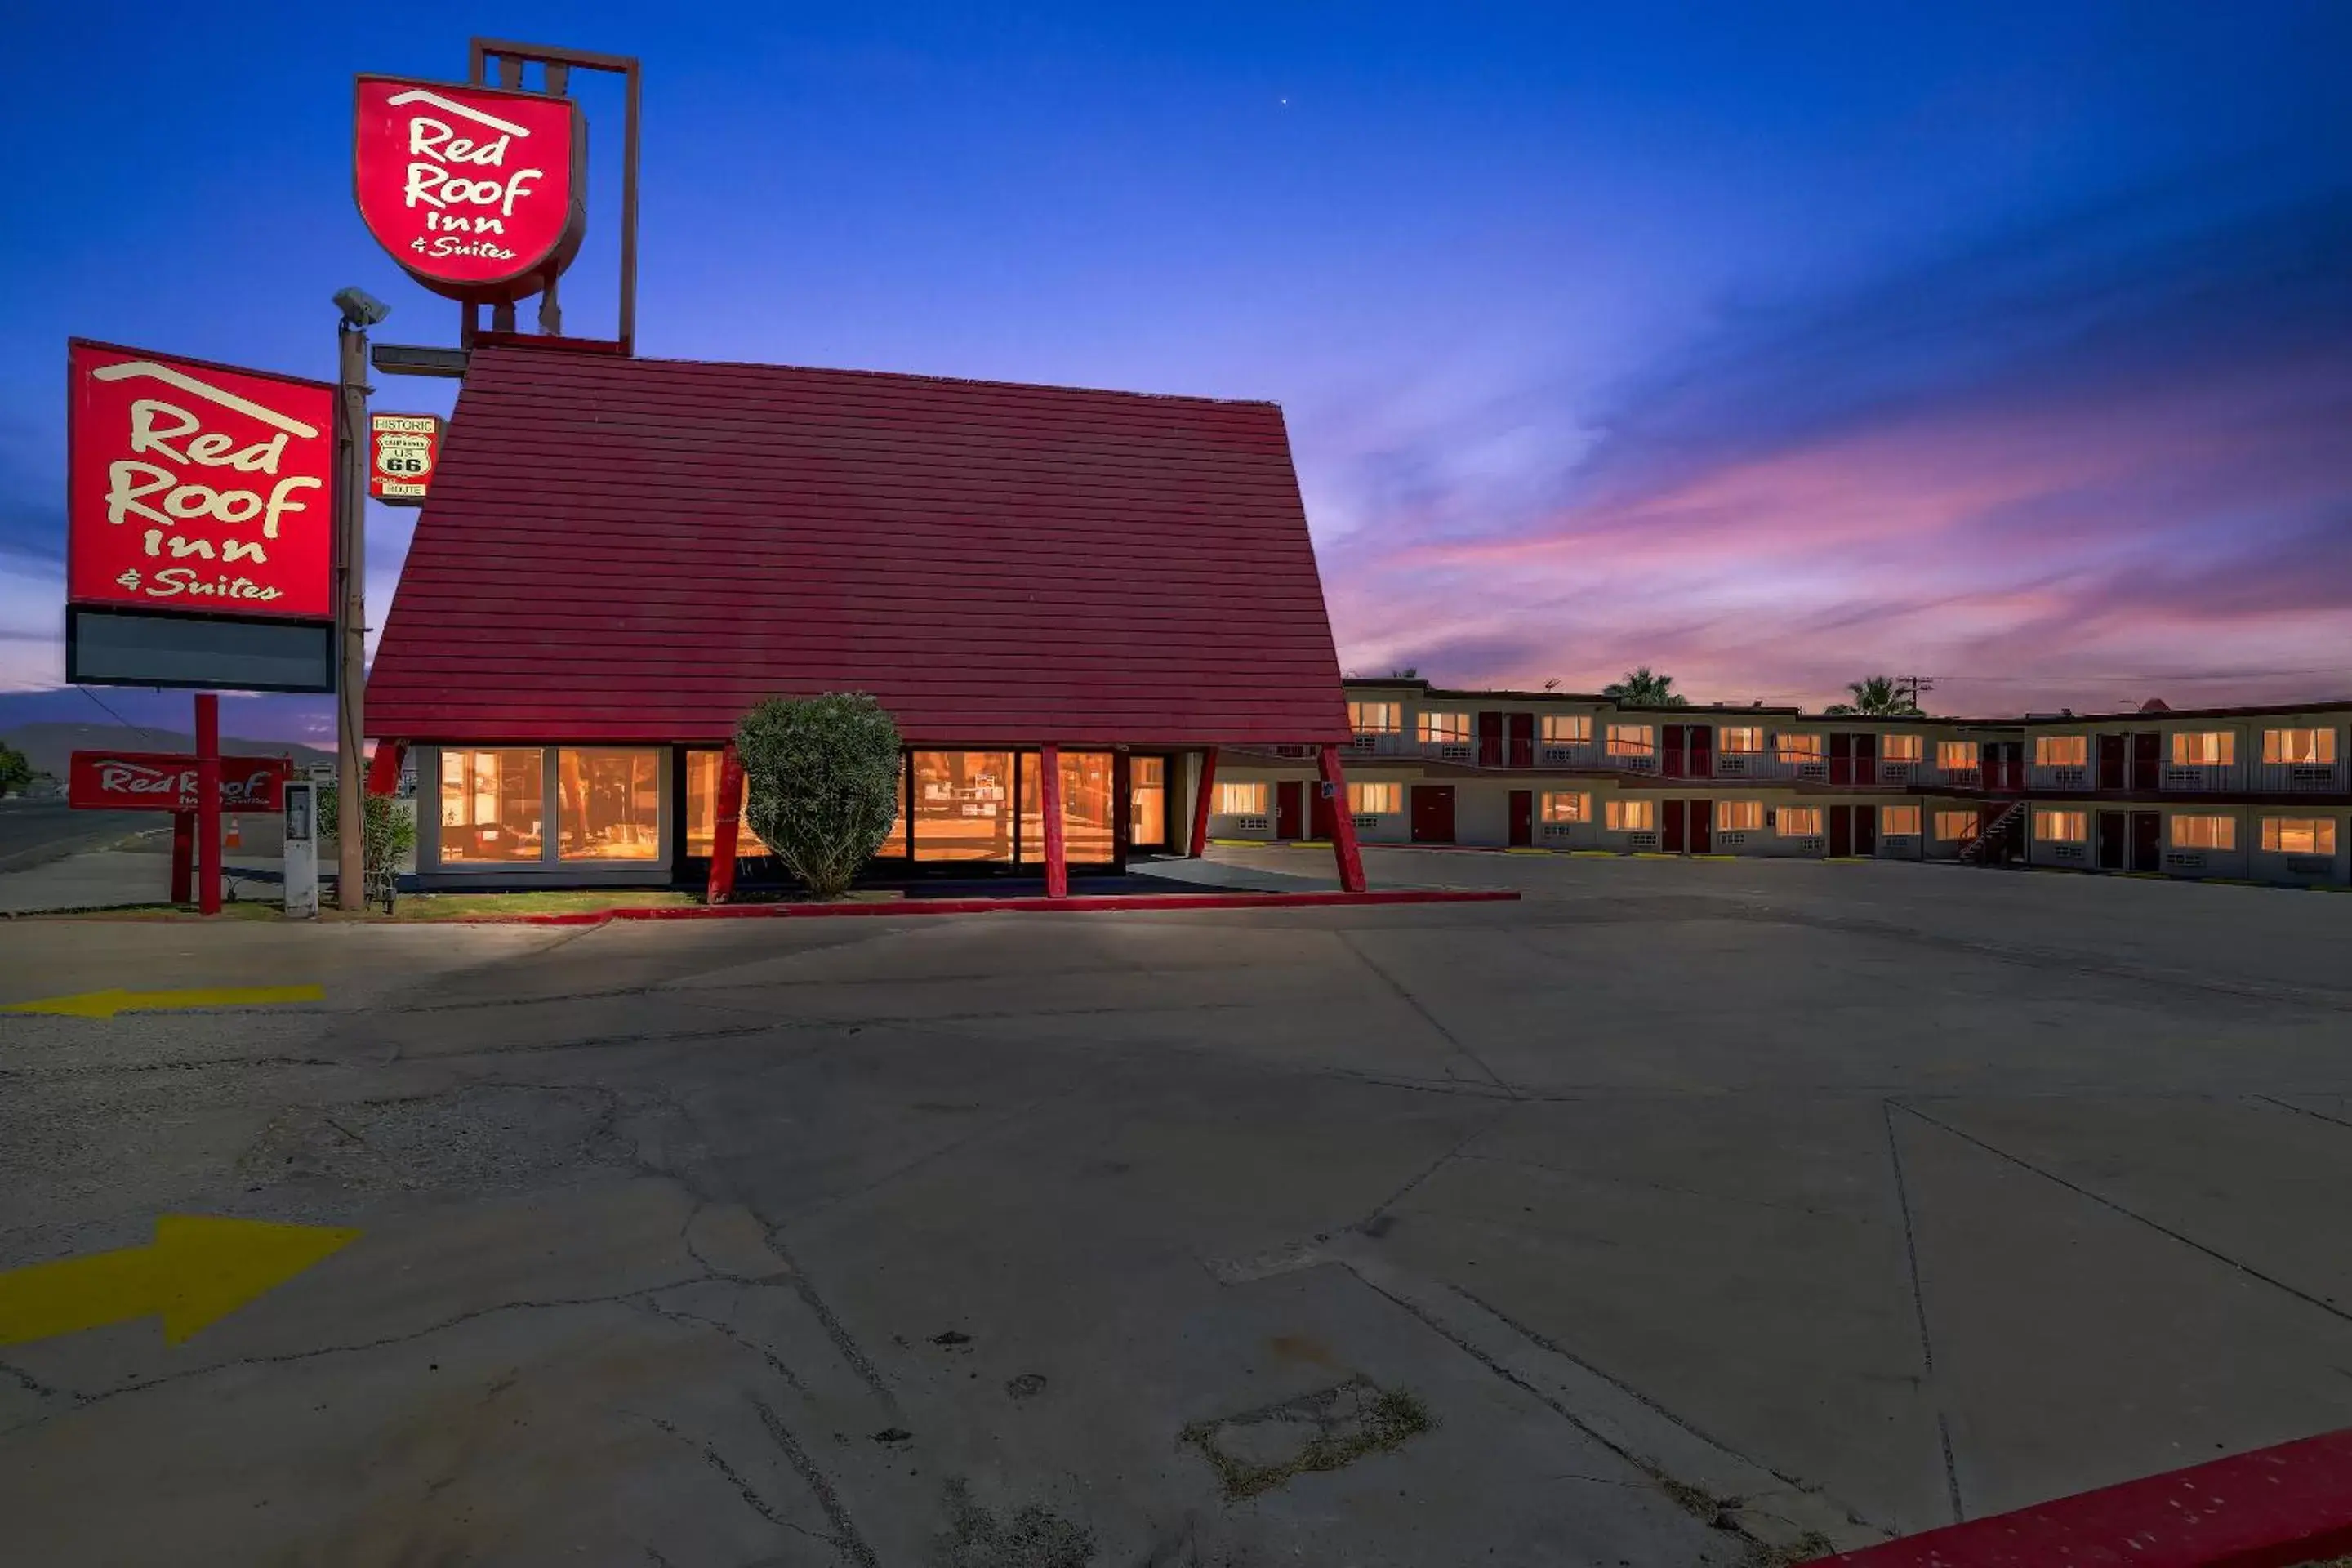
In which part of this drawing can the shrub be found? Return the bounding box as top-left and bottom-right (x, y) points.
(319, 790), (418, 912)
(734, 693), (903, 898)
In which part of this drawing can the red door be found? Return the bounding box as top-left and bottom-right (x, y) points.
(1661, 799), (1686, 853)
(2131, 811), (2161, 871)
(1274, 781), (1303, 839)
(1661, 725), (1688, 779)
(1855, 733), (1878, 786)
(1829, 733), (1855, 786)
(1508, 713), (1535, 769)
(1689, 727), (1714, 780)
(2096, 733), (2126, 791)
(1690, 800), (1713, 853)
(2132, 733), (2161, 791)
(1410, 786), (1455, 844)
(1477, 712), (1504, 768)
(1998, 742), (2026, 791)
(1310, 782), (1337, 840)
(1829, 805), (1853, 856)
(1855, 806), (1878, 856)
(1508, 789), (1533, 846)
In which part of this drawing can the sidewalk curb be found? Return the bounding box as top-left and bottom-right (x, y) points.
(479, 888), (1523, 924)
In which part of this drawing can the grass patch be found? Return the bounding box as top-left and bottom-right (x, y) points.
(1181, 1379), (1433, 1501)
(384, 889), (700, 920)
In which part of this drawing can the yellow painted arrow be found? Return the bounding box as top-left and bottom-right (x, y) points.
(0, 1215), (360, 1347)
(0, 985), (324, 1019)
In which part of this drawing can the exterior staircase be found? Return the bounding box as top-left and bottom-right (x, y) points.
(1959, 800), (2027, 866)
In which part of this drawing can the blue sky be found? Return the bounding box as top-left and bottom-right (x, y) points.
(3, 2), (2348, 737)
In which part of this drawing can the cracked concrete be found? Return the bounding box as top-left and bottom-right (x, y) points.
(5, 849), (2352, 1562)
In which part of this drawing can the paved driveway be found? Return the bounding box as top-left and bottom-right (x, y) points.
(3, 850), (2350, 1566)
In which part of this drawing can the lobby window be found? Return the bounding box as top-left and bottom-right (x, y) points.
(1606, 724), (1654, 758)
(1348, 701), (1401, 735)
(684, 750), (793, 858)
(1542, 714), (1592, 745)
(1881, 734), (1923, 764)
(2170, 815), (2234, 850)
(1129, 757), (1167, 847)
(2171, 731), (2234, 767)
(439, 749), (544, 863)
(1937, 741), (1980, 771)
(1216, 782), (1267, 816)
(1018, 751), (1116, 864)
(912, 751), (1013, 862)
(2034, 809), (2087, 843)
(1775, 733), (1822, 764)
(1418, 711), (1471, 745)
(2035, 736), (2087, 768)
(1348, 782), (1401, 814)
(1934, 810), (1978, 841)
(1716, 800), (1764, 831)
(2264, 728), (2336, 765)
(558, 749), (662, 860)
(1881, 804), (1922, 836)
(1603, 798), (1653, 831)
(1542, 791), (1592, 823)
(1777, 807), (1822, 837)
(1717, 727), (1765, 755)
(2261, 817), (2337, 855)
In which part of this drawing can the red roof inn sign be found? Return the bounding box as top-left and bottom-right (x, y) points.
(354, 78), (586, 304)
(69, 752), (289, 813)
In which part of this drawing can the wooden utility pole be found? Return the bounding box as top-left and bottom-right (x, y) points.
(335, 320), (370, 910)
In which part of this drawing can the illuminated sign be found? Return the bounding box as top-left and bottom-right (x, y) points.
(67, 341), (336, 622)
(69, 752), (291, 813)
(354, 77), (586, 303)
(368, 412), (445, 505)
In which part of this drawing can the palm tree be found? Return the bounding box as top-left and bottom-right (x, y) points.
(1826, 675), (1922, 716)
(1602, 667), (1689, 708)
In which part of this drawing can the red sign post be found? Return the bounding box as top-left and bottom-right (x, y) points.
(353, 77), (586, 305)
(66, 342), (337, 621)
(368, 413), (444, 504)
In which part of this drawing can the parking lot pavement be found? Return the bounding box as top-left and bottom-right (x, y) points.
(4, 852), (2352, 1565)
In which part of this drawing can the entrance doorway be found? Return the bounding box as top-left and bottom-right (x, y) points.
(1829, 804), (1877, 857)
(2131, 810), (2161, 872)
(1274, 781), (1303, 840)
(1310, 782), (1337, 841)
(2096, 810), (2126, 870)
(1410, 786), (1456, 844)
(1508, 790), (1533, 847)
(1508, 713), (1535, 769)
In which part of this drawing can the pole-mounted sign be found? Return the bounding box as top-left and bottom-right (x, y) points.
(353, 78), (586, 305)
(368, 412), (445, 505)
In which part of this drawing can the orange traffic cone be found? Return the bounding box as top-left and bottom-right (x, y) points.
(225, 816), (242, 850)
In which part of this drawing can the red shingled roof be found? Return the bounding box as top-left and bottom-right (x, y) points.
(367, 346), (1348, 747)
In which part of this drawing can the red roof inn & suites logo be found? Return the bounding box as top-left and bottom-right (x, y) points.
(66, 342), (336, 621)
(354, 78), (586, 303)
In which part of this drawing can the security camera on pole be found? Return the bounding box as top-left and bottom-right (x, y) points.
(332, 287), (388, 911)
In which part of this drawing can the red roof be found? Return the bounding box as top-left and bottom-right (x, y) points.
(368, 346), (1348, 747)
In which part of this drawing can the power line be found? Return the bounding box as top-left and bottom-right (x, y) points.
(74, 684), (162, 744)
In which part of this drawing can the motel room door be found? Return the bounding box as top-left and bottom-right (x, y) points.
(1660, 799), (1686, 853)
(1508, 790), (1534, 847)
(1410, 785), (1455, 844)
(1477, 712), (1505, 768)
(1310, 782), (1338, 841)
(2097, 735), (2127, 791)
(1274, 781), (1304, 840)
(1508, 713), (1535, 769)
(1662, 800), (1711, 854)
(2132, 733), (2162, 792)
(2131, 811), (2162, 872)
(1829, 804), (1876, 857)
(2096, 811), (2127, 871)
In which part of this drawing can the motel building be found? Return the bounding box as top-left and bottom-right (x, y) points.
(1208, 682), (2352, 889)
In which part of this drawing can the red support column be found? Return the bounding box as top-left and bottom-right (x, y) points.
(1040, 744), (1068, 898)
(1187, 747), (1219, 858)
(706, 742), (745, 905)
(367, 738), (408, 796)
(194, 693), (222, 915)
(1317, 745), (1367, 893)
(169, 811), (194, 906)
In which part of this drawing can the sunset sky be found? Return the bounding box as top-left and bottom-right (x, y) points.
(2, 2), (2348, 737)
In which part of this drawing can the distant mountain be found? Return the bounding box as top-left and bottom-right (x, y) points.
(2, 722), (337, 781)
(0, 686), (333, 747)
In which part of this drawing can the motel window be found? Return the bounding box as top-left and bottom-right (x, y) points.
(1129, 757), (1168, 847)
(1775, 733), (1822, 763)
(1880, 734), (1923, 763)
(2034, 809), (2088, 844)
(2265, 728), (2337, 765)
(1216, 782), (1268, 817)
(2035, 736), (2087, 768)
(1606, 724), (1654, 758)
(2170, 815), (2235, 851)
(684, 751), (796, 858)
(1542, 714), (1592, 745)
(1541, 791), (1592, 823)
(557, 750), (662, 861)
(2170, 731), (2234, 767)
(1348, 701), (1401, 735)
(438, 749), (546, 863)
(1880, 804), (1922, 837)
(1937, 741), (1980, 771)
(1018, 751), (1116, 865)
(1716, 800), (1764, 831)
(1603, 798), (1653, 832)
(1348, 782), (1402, 814)
(912, 751), (1014, 862)
(1934, 810), (1978, 841)
(1777, 807), (1823, 837)
(2261, 817), (2338, 855)
(1717, 727), (1765, 755)
(1419, 711), (1471, 745)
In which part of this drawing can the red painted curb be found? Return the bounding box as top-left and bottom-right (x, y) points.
(451, 888), (1523, 925)
(1817, 1428), (2352, 1568)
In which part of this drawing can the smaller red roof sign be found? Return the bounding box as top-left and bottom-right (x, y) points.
(69, 752), (289, 813)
